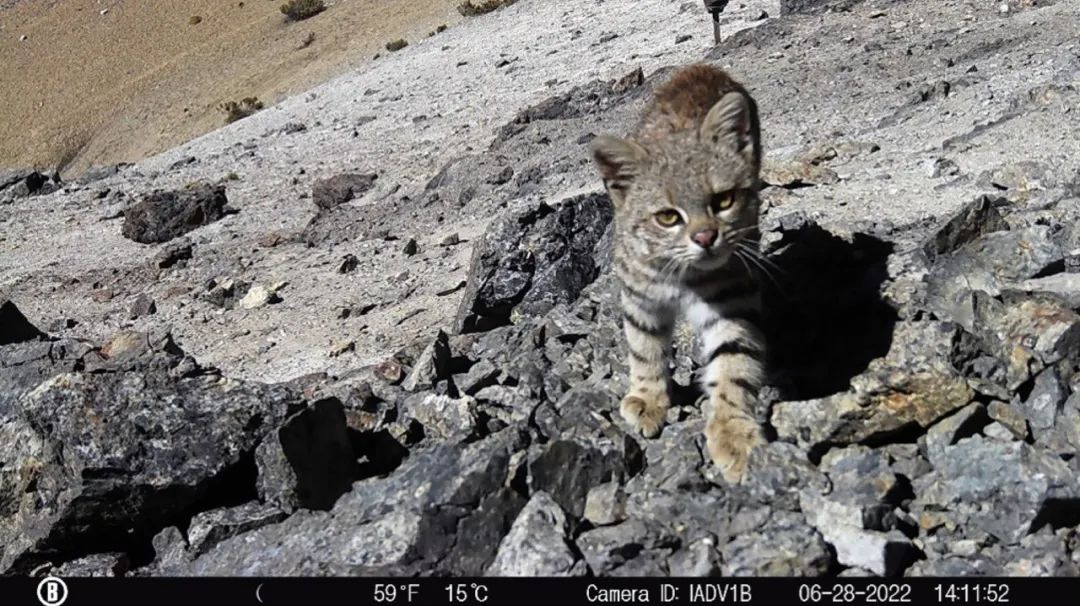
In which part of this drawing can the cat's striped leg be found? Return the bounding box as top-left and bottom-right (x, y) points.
(620, 287), (675, 439)
(686, 284), (766, 483)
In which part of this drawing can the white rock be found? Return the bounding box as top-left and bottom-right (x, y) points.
(238, 284), (273, 309)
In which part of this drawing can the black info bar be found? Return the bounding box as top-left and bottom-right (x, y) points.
(9, 577), (1079, 606)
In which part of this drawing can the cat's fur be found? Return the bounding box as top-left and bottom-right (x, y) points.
(590, 64), (766, 483)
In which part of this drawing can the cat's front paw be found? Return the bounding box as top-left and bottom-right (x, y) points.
(620, 392), (669, 438)
(705, 413), (765, 484)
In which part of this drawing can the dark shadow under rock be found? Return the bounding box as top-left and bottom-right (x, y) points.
(0, 298), (45, 345)
(0, 169), (58, 201)
(256, 397), (359, 513)
(760, 222), (897, 400)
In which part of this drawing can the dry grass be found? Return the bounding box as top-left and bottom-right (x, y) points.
(281, 0), (326, 22)
(457, 0), (516, 17)
(220, 97), (265, 123)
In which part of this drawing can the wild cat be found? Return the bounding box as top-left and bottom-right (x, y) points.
(590, 64), (766, 483)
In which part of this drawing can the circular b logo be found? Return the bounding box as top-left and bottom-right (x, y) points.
(36, 576), (69, 606)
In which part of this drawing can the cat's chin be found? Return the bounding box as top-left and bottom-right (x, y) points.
(691, 251), (733, 271)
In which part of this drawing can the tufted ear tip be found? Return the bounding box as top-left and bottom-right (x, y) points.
(700, 91), (755, 156)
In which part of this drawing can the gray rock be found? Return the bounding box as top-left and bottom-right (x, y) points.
(454, 193), (613, 333)
(486, 491), (583, 576)
(160, 431), (526, 575)
(719, 511), (832, 576)
(129, 293), (157, 319)
(925, 403), (987, 464)
(0, 337), (93, 415)
(907, 555), (1003, 576)
(772, 326), (974, 453)
(1006, 273), (1080, 309)
(1060, 393), (1080, 451)
(150, 526), (190, 570)
(0, 170), (57, 202)
(977, 161), (1054, 192)
(456, 359), (499, 395)
(1019, 367), (1067, 433)
(576, 518), (677, 576)
(989, 401), (1028, 438)
(121, 184), (231, 244)
(53, 552), (129, 577)
(800, 489), (916, 576)
(778, 0), (845, 15)
(982, 421), (1018, 441)
(529, 439), (628, 519)
(925, 226), (1064, 332)
(337, 253), (360, 274)
(237, 283), (281, 309)
(401, 330), (451, 392)
(0, 334), (298, 573)
(914, 436), (1080, 544)
(311, 173), (378, 210)
(403, 394), (478, 442)
(922, 194), (1008, 261)
(583, 481), (627, 527)
(819, 445), (906, 531)
(966, 293), (1080, 389)
(153, 239), (193, 269)
(187, 502), (287, 556)
(667, 536), (722, 576)
(79, 164), (130, 184)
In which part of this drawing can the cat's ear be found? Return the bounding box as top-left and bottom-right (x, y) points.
(700, 91), (756, 162)
(590, 135), (647, 204)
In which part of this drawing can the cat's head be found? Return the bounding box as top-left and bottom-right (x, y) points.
(591, 91), (760, 273)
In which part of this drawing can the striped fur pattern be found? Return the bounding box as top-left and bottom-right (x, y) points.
(590, 64), (767, 483)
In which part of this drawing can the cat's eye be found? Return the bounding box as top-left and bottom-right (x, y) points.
(654, 209), (683, 227)
(710, 192), (736, 212)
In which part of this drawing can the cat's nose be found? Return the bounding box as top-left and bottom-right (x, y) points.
(691, 229), (718, 248)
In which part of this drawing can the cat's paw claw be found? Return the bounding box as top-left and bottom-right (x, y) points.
(620, 393), (668, 438)
(705, 415), (765, 484)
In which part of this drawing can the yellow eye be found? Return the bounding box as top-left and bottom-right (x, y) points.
(711, 192), (735, 212)
(654, 209), (683, 227)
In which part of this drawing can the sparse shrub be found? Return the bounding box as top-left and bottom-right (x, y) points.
(220, 97), (264, 124)
(385, 38), (408, 52)
(457, 0), (516, 17)
(189, 15), (203, 25)
(280, 0), (325, 22)
(428, 24), (448, 37)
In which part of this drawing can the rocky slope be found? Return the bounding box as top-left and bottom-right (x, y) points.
(2, 0), (1080, 577)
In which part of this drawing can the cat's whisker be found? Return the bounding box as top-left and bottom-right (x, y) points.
(735, 249), (788, 299)
(736, 242), (787, 275)
(734, 248), (780, 285)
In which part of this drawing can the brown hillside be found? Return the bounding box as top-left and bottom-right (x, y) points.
(0, 0), (460, 176)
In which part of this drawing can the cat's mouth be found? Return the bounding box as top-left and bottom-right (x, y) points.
(691, 248), (733, 270)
